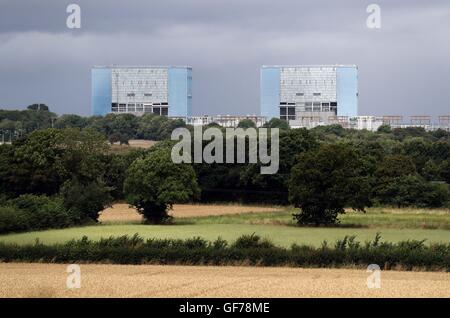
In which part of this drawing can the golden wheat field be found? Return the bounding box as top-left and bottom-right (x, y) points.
(0, 263), (449, 298)
(99, 203), (283, 223)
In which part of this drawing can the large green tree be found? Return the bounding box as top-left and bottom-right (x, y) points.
(0, 128), (111, 221)
(124, 146), (200, 223)
(289, 144), (371, 225)
(373, 154), (448, 207)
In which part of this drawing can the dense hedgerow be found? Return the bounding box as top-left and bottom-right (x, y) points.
(0, 234), (448, 271)
(0, 206), (30, 233)
(0, 195), (81, 234)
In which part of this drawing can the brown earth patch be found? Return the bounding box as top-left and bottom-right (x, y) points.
(99, 203), (283, 223)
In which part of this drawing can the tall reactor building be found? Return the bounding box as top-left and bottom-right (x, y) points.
(91, 66), (192, 117)
(260, 65), (358, 125)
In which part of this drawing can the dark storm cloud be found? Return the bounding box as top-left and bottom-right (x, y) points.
(0, 0), (449, 119)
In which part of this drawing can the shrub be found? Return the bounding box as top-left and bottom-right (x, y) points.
(374, 175), (449, 208)
(231, 233), (275, 249)
(108, 133), (129, 145)
(59, 178), (112, 222)
(0, 206), (29, 233)
(8, 194), (74, 230)
(0, 194), (77, 234)
(0, 234), (448, 271)
(420, 182), (449, 207)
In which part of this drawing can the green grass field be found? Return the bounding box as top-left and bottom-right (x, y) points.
(0, 206), (449, 247)
(176, 208), (450, 229)
(0, 224), (449, 248)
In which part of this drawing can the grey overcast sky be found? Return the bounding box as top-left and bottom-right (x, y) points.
(0, 0), (449, 119)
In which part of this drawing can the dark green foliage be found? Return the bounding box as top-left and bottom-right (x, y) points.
(1, 106), (449, 215)
(0, 108), (188, 143)
(136, 113), (186, 140)
(377, 124), (392, 133)
(237, 119), (256, 129)
(262, 118), (290, 130)
(441, 159), (450, 184)
(124, 146), (200, 223)
(375, 175), (449, 208)
(0, 128), (112, 225)
(0, 106), (56, 137)
(392, 127), (429, 141)
(0, 206), (30, 233)
(0, 128), (108, 196)
(422, 160), (442, 181)
(311, 124), (346, 138)
(373, 154), (449, 208)
(431, 129), (450, 140)
(54, 114), (87, 129)
(232, 233), (275, 249)
(108, 132), (129, 145)
(279, 128), (319, 172)
(27, 104), (49, 111)
(375, 154), (417, 180)
(429, 141), (450, 161)
(59, 179), (112, 222)
(103, 149), (146, 200)
(87, 113), (138, 141)
(289, 144), (372, 225)
(0, 234), (448, 271)
(206, 128), (317, 204)
(402, 137), (431, 172)
(0, 195), (77, 233)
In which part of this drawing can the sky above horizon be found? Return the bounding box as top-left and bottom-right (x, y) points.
(0, 0), (449, 120)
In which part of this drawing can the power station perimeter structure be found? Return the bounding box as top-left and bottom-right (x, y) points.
(260, 65), (358, 126)
(91, 66), (192, 117)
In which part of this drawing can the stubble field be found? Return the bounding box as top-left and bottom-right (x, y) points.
(99, 203), (283, 223)
(0, 263), (449, 298)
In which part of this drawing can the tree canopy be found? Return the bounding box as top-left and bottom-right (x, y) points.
(289, 144), (372, 225)
(124, 145), (200, 223)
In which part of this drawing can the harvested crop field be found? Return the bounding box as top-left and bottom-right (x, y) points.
(0, 263), (449, 298)
(99, 203), (283, 223)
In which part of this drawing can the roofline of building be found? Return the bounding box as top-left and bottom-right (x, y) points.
(261, 64), (358, 68)
(92, 65), (192, 69)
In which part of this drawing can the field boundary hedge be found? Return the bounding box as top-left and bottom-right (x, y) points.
(0, 234), (448, 271)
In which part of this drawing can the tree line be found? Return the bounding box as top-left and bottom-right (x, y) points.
(0, 105), (187, 143)
(0, 106), (449, 230)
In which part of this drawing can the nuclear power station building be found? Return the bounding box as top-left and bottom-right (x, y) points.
(260, 65), (358, 126)
(91, 66), (192, 117)
(89, 64), (449, 132)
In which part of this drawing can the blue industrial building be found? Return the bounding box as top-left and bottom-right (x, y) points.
(91, 66), (192, 117)
(260, 65), (358, 124)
